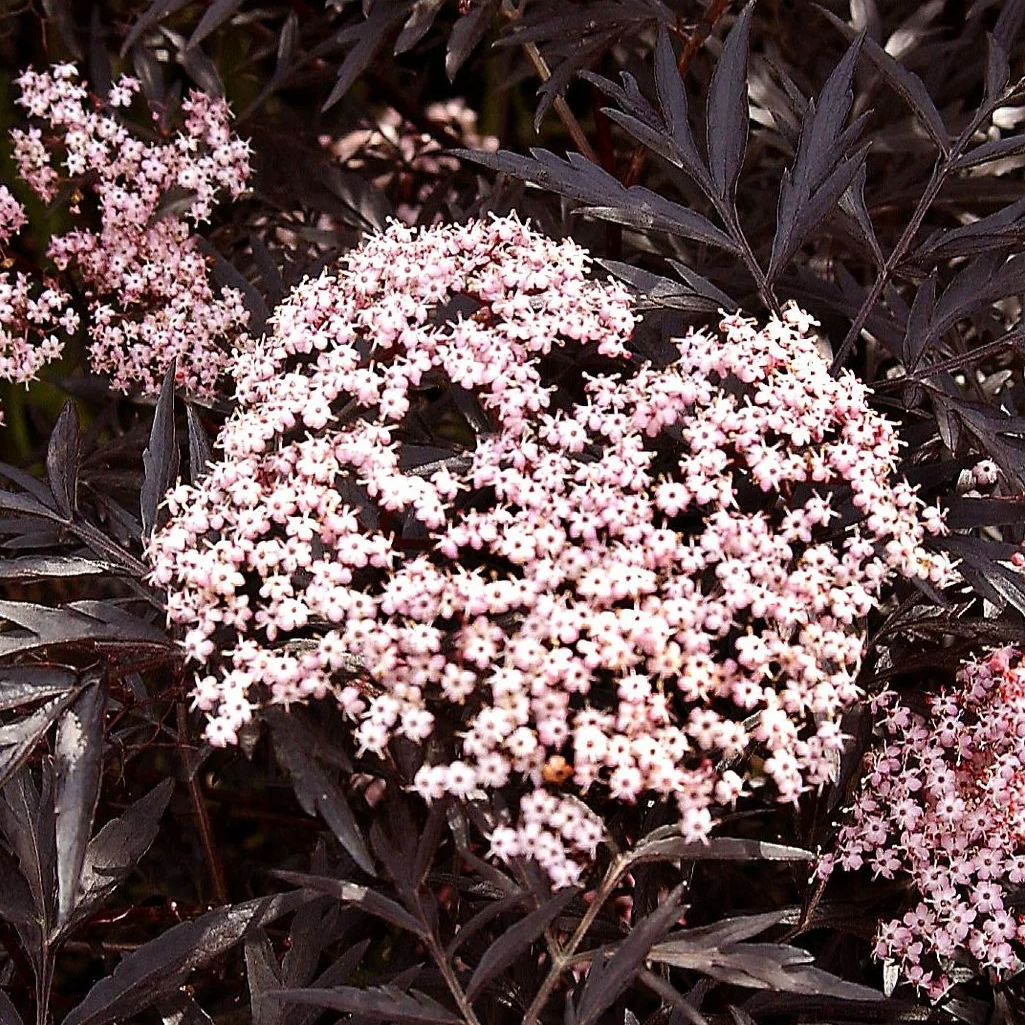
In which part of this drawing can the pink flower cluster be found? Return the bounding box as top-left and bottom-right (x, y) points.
(822, 647), (1025, 999)
(11, 64), (252, 399)
(146, 215), (952, 885)
(0, 184), (78, 421)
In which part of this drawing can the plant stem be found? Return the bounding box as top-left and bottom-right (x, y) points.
(499, 0), (599, 165)
(176, 701), (228, 904)
(521, 856), (630, 1025)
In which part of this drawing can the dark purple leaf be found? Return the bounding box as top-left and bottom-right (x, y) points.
(272, 871), (425, 937)
(0, 556), (121, 581)
(459, 148), (738, 251)
(652, 25), (709, 190)
(121, 0), (193, 56)
(0, 692), (77, 792)
(194, 238), (268, 335)
(575, 883), (685, 1025)
(946, 495), (1025, 529)
(178, 43), (225, 98)
(597, 260), (735, 313)
(0, 765), (56, 950)
(63, 892), (308, 1025)
(88, 7), (112, 101)
(395, 0), (446, 53)
(46, 400), (79, 520)
(769, 34), (864, 279)
(954, 132), (1025, 170)
(465, 886), (579, 1001)
(0, 988), (23, 1025)
(818, 6), (947, 153)
(54, 677), (105, 929)
(156, 994), (214, 1025)
(42, 0), (83, 59)
(985, 33), (1011, 108)
(446, 0), (498, 79)
(67, 778), (174, 933)
(322, 3), (413, 111)
(771, 148), (868, 276)
(0, 667), (76, 713)
(939, 535), (1025, 616)
(141, 363), (179, 542)
(837, 163), (884, 267)
(267, 710), (375, 876)
(903, 272), (936, 370)
(271, 985), (459, 1024)
(246, 929), (283, 1025)
(628, 832), (813, 866)
(186, 0), (244, 50)
(186, 404), (213, 484)
(994, 0), (1025, 54)
(918, 198), (1025, 262)
(652, 915), (884, 998)
(706, 1), (755, 201)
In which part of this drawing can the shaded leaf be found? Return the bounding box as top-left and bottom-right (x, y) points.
(54, 677), (105, 928)
(120, 0), (193, 57)
(818, 6), (947, 153)
(157, 994), (215, 1025)
(465, 885), (579, 1000)
(913, 199), (1025, 264)
(141, 363), (179, 542)
(64, 892), (308, 1025)
(985, 33), (1011, 108)
(68, 778), (174, 933)
(903, 272), (936, 370)
(0, 692), (77, 793)
(187, 0), (244, 50)
(186, 404), (214, 484)
(706, 2), (755, 201)
(322, 3), (413, 111)
(0, 556), (123, 581)
(598, 260), (736, 313)
(272, 871), (425, 937)
(0, 989), (23, 1025)
(650, 912), (886, 999)
(457, 148), (739, 251)
(267, 709), (375, 876)
(446, 0), (498, 79)
(651, 26), (709, 189)
(395, 0), (446, 54)
(47, 400), (79, 520)
(271, 985), (459, 1024)
(769, 35), (865, 278)
(575, 883), (684, 1025)
(246, 929), (283, 1025)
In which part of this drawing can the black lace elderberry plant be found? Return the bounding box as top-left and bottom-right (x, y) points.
(0, 3), (1023, 1025)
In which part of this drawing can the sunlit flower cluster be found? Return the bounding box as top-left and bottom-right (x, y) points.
(822, 647), (1025, 999)
(147, 215), (953, 885)
(11, 64), (252, 399)
(0, 184), (78, 421)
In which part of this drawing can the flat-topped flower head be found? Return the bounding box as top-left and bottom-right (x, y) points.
(10, 65), (252, 399)
(824, 646), (1025, 999)
(148, 215), (952, 884)
(0, 184), (77, 421)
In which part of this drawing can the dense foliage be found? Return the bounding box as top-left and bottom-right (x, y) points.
(2, 2), (1025, 1025)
